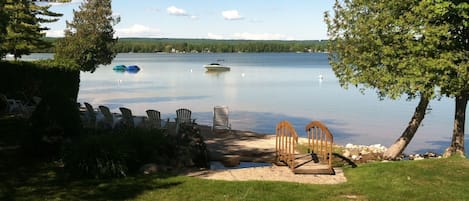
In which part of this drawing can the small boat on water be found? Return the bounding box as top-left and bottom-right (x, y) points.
(113, 64), (127, 71)
(126, 65), (140, 73)
(204, 63), (230, 72)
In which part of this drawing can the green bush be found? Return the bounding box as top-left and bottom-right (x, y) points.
(62, 129), (172, 179)
(23, 91), (82, 158)
(177, 123), (210, 168)
(0, 60), (81, 159)
(62, 132), (128, 179)
(0, 60), (79, 100)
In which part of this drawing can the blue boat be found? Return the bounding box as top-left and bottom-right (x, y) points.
(113, 64), (126, 71)
(126, 65), (140, 72)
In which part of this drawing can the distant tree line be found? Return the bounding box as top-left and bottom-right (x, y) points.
(38, 38), (328, 53)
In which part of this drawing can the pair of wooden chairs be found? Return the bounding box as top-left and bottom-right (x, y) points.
(275, 120), (335, 175)
(113, 107), (162, 129)
(83, 103), (121, 129)
(174, 106), (232, 134)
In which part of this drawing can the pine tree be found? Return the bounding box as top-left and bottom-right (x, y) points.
(55, 0), (119, 72)
(0, 0), (9, 58)
(2, 0), (61, 60)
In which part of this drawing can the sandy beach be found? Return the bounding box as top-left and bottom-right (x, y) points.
(183, 125), (347, 184)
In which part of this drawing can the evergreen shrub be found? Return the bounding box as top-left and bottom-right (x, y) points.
(62, 128), (172, 179)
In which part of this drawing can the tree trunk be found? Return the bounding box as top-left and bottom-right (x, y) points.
(383, 96), (430, 160)
(443, 93), (468, 158)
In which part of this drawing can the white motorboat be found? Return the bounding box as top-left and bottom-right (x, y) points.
(204, 63), (230, 71)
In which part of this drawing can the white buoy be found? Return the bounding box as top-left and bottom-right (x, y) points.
(318, 74), (324, 80)
(241, 73), (245, 77)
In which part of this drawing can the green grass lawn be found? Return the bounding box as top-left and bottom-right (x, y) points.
(1, 153), (468, 201)
(1, 117), (468, 201)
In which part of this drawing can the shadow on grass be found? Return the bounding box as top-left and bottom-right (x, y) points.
(0, 118), (183, 201)
(0, 152), (183, 201)
(332, 153), (357, 168)
(31, 175), (183, 201)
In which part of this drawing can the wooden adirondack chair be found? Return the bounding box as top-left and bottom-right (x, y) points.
(146, 109), (169, 129)
(175, 108), (196, 134)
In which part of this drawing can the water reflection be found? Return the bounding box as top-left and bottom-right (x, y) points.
(205, 70), (229, 77)
(104, 95), (209, 104)
(113, 69), (126, 73)
(20, 53), (466, 154)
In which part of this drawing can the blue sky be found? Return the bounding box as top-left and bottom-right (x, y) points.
(42, 0), (334, 40)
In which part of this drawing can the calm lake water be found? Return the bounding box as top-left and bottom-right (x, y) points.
(23, 53), (468, 154)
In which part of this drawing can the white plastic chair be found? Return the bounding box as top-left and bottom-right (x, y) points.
(212, 106), (231, 133)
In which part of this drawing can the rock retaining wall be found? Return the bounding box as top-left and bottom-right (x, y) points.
(340, 143), (441, 162)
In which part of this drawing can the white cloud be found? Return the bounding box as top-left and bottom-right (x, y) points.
(207, 32), (294, 40)
(222, 10), (243, 20)
(167, 6), (188, 16)
(45, 29), (64, 37)
(115, 24), (161, 38)
(207, 33), (225, 40)
(45, 24), (162, 38)
(37, 0), (82, 6)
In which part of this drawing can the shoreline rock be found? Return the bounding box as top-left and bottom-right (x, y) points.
(339, 143), (442, 162)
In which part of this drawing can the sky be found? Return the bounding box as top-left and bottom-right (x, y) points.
(41, 0), (335, 40)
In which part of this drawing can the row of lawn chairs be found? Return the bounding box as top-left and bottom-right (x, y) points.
(81, 103), (167, 130)
(80, 103), (232, 134)
(174, 106), (232, 133)
(0, 93), (41, 118)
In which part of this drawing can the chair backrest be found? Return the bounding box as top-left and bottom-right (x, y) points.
(213, 106), (230, 130)
(305, 121), (334, 174)
(119, 107), (135, 128)
(176, 108), (192, 124)
(0, 94), (9, 114)
(146, 109), (161, 128)
(275, 120), (298, 171)
(84, 102), (96, 125)
(98, 105), (114, 128)
(84, 102), (94, 115)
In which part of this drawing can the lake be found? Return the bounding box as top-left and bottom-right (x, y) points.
(23, 53), (468, 154)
